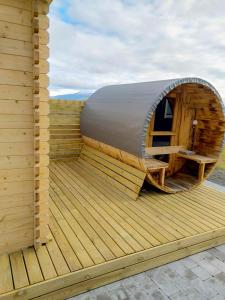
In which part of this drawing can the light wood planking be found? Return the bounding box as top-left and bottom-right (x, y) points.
(79, 145), (146, 199)
(0, 161), (225, 299)
(49, 100), (85, 160)
(0, 0), (51, 254)
(0, 0), (34, 255)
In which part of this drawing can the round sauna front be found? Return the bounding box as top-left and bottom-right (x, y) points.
(81, 78), (225, 193)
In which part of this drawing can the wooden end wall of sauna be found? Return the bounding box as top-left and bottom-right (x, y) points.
(147, 84), (225, 177)
(0, 0), (50, 254)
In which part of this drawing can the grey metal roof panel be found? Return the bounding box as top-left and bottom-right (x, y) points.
(80, 77), (224, 158)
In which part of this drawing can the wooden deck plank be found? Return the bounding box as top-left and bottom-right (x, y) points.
(60, 161), (153, 249)
(69, 161), (160, 247)
(71, 160), (178, 244)
(55, 162), (146, 252)
(143, 193), (209, 234)
(50, 180), (116, 261)
(45, 231), (70, 276)
(0, 254), (13, 294)
(50, 176), (125, 259)
(23, 248), (43, 285)
(187, 188), (225, 215)
(166, 193), (225, 228)
(147, 192), (216, 231)
(80, 153), (138, 198)
(51, 167), (141, 254)
(49, 199), (94, 268)
(35, 246), (57, 280)
(9, 251), (29, 289)
(50, 163), (137, 255)
(49, 212), (82, 272)
(1, 159), (225, 299)
(50, 187), (106, 265)
(76, 162), (190, 243)
(72, 162), (211, 243)
(140, 194), (199, 236)
(174, 192), (225, 224)
(72, 161), (163, 247)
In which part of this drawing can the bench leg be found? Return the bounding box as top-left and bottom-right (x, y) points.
(159, 168), (165, 186)
(198, 163), (205, 182)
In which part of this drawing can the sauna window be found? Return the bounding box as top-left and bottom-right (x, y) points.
(154, 98), (174, 131)
(152, 136), (171, 147)
(151, 97), (174, 147)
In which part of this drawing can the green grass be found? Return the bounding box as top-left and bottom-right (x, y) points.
(217, 147), (225, 169)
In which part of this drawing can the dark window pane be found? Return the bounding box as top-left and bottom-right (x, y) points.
(152, 136), (171, 147)
(154, 98), (174, 131)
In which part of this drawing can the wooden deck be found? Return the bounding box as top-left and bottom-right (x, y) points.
(1, 160), (225, 299)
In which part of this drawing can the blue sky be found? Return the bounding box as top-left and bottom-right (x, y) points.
(49, 0), (225, 100)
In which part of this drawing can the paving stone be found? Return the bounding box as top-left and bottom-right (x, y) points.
(208, 248), (225, 262)
(109, 287), (131, 300)
(133, 291), (149, 300)
(198, 258), (221, 276)
(96, 294), (112, 300)
(211, 294), (225, 300)
(189, 251), (212, 262)
(168, 261), (190, 277)
(216, 244), (225, 254)
(191, 265), (212, 280)
(105, 280), (123, 292)
(146, 266), (181, 296)
(205, 273), (225, 296)
(169, 288), (203, 300)
(179, 257), (198, 269)
(188, 277), (218, 299)
(147, 289), (169, 300)
(206, 256), (225, 273)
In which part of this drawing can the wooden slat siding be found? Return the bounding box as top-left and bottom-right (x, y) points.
(1, 161), (225, 298)
(79, 145), (146, 199)
(0, 0), (50, 255)
(49, 99), (85, 160)
(0, 0), (34, 255)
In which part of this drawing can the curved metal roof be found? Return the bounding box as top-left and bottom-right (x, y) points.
(80, 77), (224, 158)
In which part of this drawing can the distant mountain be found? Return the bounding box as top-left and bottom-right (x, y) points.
(52, 92), (92, 100)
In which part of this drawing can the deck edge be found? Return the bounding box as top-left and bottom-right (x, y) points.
(1, 227), (225, 300)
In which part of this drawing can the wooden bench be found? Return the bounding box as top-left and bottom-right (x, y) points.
(79, 145), (146, 199)
(177, 153), (217, 181)
(145, 158), (168, 186)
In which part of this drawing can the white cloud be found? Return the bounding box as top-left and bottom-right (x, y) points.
(50, 88), (80, 97)
(49, 0), (225, 101)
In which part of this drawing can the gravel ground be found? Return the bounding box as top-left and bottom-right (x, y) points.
(208, 169), (225, 187)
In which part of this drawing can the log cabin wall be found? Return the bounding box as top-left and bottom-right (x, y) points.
(0, 0), (50, 254)
(49, 100), (85, 160)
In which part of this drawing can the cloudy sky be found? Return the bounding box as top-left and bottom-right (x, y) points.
(49, 0), (225, 100)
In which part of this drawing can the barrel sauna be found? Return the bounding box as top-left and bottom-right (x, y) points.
(81, 78), (225, 193)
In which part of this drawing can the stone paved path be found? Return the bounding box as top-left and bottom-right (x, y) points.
(70, 244), (225, 300)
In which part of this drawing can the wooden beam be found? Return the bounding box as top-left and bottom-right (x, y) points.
(150, 131), (175, 136)
(177, 153), (217, 164)
(145, 146), (184, 156)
